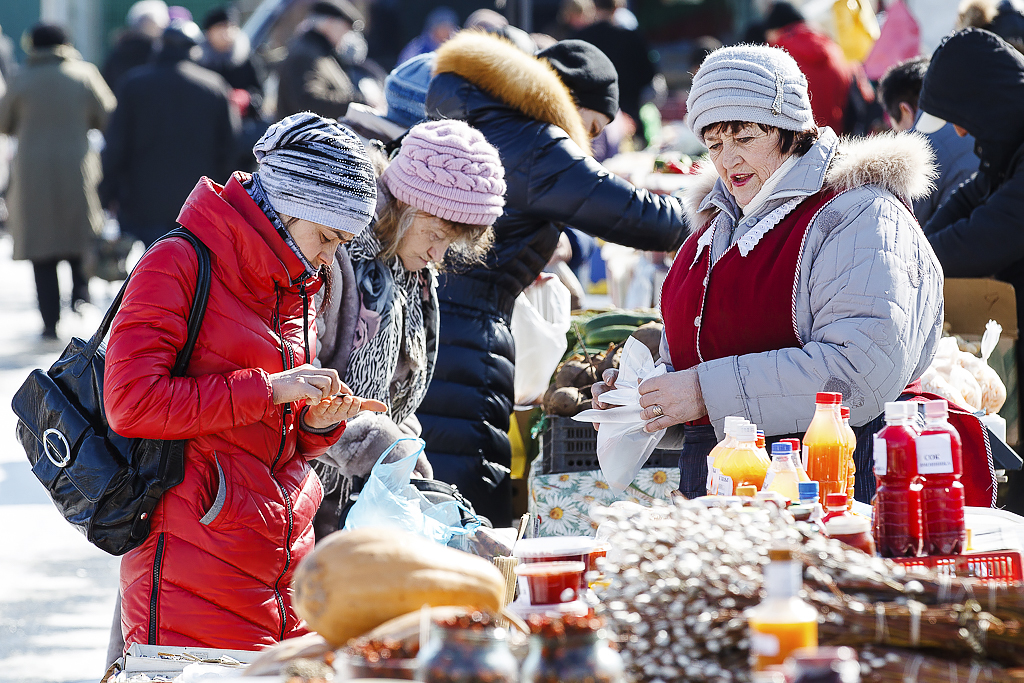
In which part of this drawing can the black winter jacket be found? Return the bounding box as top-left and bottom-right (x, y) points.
(922, 29), (1024, 305)
(415, 32), (687, 526)
(275, 29), (356, 120)
(99, 48), (239, 246)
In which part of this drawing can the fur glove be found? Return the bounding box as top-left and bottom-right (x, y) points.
(317, 412), (432, 479)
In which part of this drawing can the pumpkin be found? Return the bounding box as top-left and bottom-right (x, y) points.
(291, 527), (506, 646)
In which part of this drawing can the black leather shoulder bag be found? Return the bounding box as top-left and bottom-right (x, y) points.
(11, 227), (211, 555)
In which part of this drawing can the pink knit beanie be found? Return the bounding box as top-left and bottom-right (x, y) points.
(380, 120), (506, 226)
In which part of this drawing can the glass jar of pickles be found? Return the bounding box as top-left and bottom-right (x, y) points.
(417, 613), (519, 683)
(520, 615), (625, 683)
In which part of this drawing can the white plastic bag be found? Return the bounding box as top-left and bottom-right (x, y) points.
(343, 438), (480, 545)
(573, 337), (667, 491)
(511, 274), (571, 406)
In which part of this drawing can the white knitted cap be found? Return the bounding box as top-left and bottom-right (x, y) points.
(686, 44), (815, 138)
(253, 112), (377, 236)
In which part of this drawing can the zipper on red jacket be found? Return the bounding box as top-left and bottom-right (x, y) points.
(269, 285), (295, 641)
(148, 532), (166, 645)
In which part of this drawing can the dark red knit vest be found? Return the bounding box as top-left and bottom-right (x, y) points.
(661, 190), (840, 425)
(661, 190), (996, 506)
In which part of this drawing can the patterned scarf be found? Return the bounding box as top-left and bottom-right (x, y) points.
(344, 228), (436, 424)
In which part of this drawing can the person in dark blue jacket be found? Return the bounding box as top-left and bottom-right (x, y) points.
(417, 32), (687, 526)
(918, 28), (1024, 514)
(877, 55), (979, 226)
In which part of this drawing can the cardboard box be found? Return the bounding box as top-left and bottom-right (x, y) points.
(943, 278), (1019, 446)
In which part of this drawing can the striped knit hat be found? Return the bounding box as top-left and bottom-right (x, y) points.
(686, 44), (814, 138)
(253, 112), (377, 235)
(380, 119), (506, 226)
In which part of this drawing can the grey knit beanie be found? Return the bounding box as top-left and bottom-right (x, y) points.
(686, 44), (814, 138)
(253, 112), (377, 236)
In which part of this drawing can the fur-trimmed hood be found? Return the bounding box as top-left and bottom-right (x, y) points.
(681, 130), (937, 229)
(432, 30), (591, 153)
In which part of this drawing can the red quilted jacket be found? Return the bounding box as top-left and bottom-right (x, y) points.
(104, 173), (342, 649)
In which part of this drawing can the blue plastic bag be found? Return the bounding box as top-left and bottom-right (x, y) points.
(343, 438), (480, 545)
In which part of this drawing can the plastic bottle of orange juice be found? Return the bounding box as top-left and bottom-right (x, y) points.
(803, 392), (849, 502)
(715, 422), (770, 495)
(749, 547), (818, 670)
(841, 406), (857, 509)
(755, 430), (770, 465)
(707, 416), (744, 495)
(779, 438), (812, 483)
(762, 442), (802, 502)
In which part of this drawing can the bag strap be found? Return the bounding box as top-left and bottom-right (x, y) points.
(75, 228), (212, 377)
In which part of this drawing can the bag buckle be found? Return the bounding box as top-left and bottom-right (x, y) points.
(43, 428), (72, 468)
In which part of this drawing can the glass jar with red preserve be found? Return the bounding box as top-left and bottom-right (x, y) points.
(418, 613), (518, 683)
(873, 402), (923, 557)
(521, 614), (625, 683)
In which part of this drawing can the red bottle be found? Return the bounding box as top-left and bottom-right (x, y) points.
(918, 400), (966, 556)
(873, 402), (923, 557)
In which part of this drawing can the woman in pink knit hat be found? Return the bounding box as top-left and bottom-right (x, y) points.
(312, 118), (506, 532)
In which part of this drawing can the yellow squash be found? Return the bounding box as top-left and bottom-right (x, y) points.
(291, 527), (506, 647)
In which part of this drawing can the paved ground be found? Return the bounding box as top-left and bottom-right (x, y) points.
(0, 233), (123, 683)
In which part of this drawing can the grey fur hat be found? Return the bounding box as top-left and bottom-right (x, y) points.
(686, 44), (815, 138)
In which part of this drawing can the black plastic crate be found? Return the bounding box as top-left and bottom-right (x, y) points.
(539, 416), (680, 474)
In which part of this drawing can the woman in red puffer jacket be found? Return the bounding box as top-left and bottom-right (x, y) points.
(103, 112), (385, 649)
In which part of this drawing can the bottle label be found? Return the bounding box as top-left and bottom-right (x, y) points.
(873, 435), (886, 476)
(716, 472), (734, 496)
(750, 631), (780, 656)
(916, 433), (954, 474)
(706, 456), (716, 492)
(762, 469), (777, 491)
(801, 444), (809, 470)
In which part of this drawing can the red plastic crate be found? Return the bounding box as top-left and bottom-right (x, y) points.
(893, 550), (1024, 583)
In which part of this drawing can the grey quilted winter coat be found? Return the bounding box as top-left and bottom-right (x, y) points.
(662, 128), (944, 441)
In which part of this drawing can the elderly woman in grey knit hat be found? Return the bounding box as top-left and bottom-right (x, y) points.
(592, 44), (944, 502)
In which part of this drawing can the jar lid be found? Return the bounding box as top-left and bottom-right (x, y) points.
(513, 536), (597, 559)
(826, 493), (847, 508)
(824, 513), (871, 535)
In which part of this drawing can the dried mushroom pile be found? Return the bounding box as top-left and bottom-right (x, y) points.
(591, 499), (1024, 683)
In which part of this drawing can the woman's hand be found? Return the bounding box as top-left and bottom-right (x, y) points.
(638, 368), (707, 432)
(591, 368), (619, 410)
(269, 364), (343, 405)
(589, 368), (619, 431)
(303, 394), (389, 430)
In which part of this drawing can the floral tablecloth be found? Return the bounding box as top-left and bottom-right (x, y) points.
(527, 463), (681, 536)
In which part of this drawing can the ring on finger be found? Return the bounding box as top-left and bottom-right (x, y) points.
(651, 404), (664, 418)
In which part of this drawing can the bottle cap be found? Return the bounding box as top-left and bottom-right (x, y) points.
(885, 401), (912, 420)
(771, 442), (793, 457)
(826, 493), (847, 508)
(924, 399), (948, 419)
(781, 438), (801, 452)
(815, 392), (842, 405)
(736, 485), (757, 497)
(798, 481), (819, 501)
(723, 416), (744, 434)
(768, 547), (794, 561)
(840, 406), (850, 419)
(734, 422), (757, 441)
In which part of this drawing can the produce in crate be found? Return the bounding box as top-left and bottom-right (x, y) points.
(291, 527), (506, 647)
(544, 312), (664, 417)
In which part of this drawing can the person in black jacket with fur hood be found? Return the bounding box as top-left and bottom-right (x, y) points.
(417, 32), (687, 526)
(919, 28), (1024, 512)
